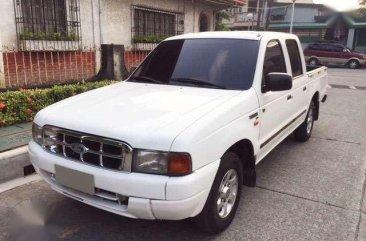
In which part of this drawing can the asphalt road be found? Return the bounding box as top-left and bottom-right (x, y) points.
(0, 68), (365, 241)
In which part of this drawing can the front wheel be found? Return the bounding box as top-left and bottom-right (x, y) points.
(294, 101), (315, 142)
(348, 60), (359, 69)
(194, 152), (243, 234)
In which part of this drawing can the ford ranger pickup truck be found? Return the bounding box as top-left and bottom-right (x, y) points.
(29, 31), (328, 233)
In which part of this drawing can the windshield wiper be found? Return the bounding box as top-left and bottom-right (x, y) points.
(170, 78), (226, 89)
(129, 76), (163, 84)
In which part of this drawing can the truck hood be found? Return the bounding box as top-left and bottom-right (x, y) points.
(35, 82), (242, 150)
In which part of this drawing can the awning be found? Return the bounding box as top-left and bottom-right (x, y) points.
(342, 14), (366, 28)
(200, 0), (246, 8)
(269, 14), (338, 29)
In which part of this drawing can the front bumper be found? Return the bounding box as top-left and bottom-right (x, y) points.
(29, 141), (219, 220)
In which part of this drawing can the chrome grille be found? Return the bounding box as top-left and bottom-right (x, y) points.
(42, 126), (133, 172)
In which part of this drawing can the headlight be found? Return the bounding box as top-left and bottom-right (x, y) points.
(133, 150), (192, 176)
(42, 126), (62, 154)
(32, 123), (43, 145)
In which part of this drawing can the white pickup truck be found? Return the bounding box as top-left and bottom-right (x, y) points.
(29, 31), (328, 233)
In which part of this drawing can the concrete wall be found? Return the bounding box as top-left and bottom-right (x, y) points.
(0, 1), (18, 50)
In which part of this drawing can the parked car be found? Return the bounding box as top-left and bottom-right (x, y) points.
(29, 32), (328, 233)
(304, 42), (366, 69)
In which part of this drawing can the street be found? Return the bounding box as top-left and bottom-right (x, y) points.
(0, 68), (365, 241)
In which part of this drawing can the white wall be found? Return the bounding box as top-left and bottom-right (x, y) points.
(0, 0), (216, 49)
(0, 0), (217, 77)
(282, 5), (320, 23)
(0, 1), (18, 49)
(93, 0), (216, 48)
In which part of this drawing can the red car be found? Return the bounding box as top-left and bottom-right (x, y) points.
(304, 42), (366, 69)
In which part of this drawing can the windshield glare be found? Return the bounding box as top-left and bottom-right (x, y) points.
(130, 39), (260, 90)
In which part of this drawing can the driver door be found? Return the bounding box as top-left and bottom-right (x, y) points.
(257, 40), (294, 160)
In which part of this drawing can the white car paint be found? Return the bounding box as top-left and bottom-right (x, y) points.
(29, 31), (328, 221)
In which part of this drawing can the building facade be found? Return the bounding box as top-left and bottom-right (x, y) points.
(224, 0), (366, 52)
(269, 0), (366, 52)
(0, 0), (243, 88)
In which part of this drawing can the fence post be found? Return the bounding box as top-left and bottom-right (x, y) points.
(0, 34), (5, 88)
(89, 44), (129, 81)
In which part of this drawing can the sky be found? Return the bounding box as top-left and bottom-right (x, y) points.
(313, 0), (361, 11)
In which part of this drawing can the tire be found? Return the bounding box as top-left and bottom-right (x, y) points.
(294, 101), (315, 142)
(309, 58), (319, 67)
(194, 152), (243, 234)
(348, 60), (359, 69)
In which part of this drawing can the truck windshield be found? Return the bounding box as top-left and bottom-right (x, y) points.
(129, 39), (260, 90)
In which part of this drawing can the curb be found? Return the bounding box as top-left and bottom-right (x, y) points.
(0, 146), (31, 184)
(0, 174), (41, 193)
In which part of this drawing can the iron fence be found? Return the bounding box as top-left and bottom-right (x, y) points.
(131, 5), (184, 50)
(14, 0), (82, 52)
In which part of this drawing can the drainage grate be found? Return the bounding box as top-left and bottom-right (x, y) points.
(23, 164), (35, 177)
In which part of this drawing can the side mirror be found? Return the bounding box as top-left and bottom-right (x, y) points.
(263, 73), (292, 92)
(343, 49), (348, 53)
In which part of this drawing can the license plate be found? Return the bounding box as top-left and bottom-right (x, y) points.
(55, 165), (95, 195)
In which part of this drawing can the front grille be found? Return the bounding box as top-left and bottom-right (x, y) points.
(42, 126), (133, 172)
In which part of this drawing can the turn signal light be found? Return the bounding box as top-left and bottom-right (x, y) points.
(168, 153), (192, 176)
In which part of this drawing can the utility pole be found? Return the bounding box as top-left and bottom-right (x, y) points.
(256, 0), (263, 30)
(290, 0), (296, 34)
(264, 0), (274, 31)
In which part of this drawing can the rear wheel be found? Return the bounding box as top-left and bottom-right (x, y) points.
(294, 101), (315, 142)
(309, 58), (319, 67)
(348, 60), (359, 69)
(194, 152), (243, 234)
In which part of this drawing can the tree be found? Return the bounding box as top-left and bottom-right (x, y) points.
(215, 11), (231, 31)
(359, 0), (366, 16)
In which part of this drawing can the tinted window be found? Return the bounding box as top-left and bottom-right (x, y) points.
(286, 39), (303, 77)
(263, 40), (287, 77)
(324, 45), (343, 52)
(131, 39), (260, 90)
(309, 44), (323, 51)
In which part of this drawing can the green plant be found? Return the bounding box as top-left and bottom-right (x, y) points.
(215, 11), (231, 31)
(132, 34), (167, 43)
(19, 31), (79, 41)
(0, 80), (117, 127)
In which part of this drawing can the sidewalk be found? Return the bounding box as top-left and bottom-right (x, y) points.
(0, 123), (32, 152)
(0, 123), (32, 184)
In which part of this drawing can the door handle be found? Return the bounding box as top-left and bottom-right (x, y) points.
(287, 95), (293, 100)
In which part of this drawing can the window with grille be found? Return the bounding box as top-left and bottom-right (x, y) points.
(15, 0), (81, 51)
(132, 6), (184, 48)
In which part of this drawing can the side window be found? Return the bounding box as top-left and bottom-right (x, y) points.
(317, 44), (326, 51)
(263, 40), (287, 78)
(285, 39), (303, 78)
(334, 46), (344, 52)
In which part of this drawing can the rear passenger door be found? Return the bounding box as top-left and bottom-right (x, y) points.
(285, 39), (309, 113)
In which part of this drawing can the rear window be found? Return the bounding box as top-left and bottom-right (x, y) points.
(130, 39), (260, 90)
(286, 40), (303, 77)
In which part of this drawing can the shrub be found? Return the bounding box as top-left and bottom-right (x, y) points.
(0, 80), (117, 127)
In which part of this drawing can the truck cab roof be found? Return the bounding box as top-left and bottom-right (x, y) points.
(166, 31), (299, 41)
